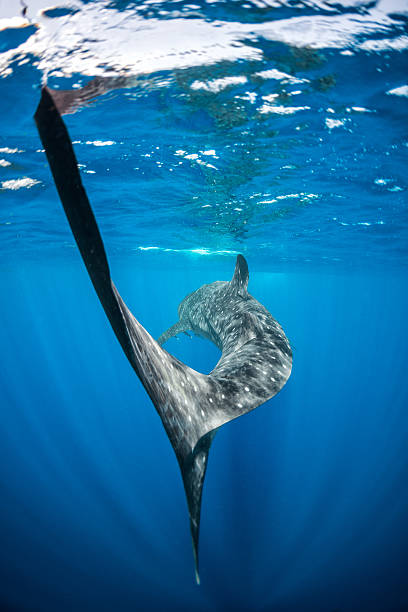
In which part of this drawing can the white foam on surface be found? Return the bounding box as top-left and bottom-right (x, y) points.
(1, 177), (41, 190)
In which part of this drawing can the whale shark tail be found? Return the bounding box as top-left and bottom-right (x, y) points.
(180, 430), (217, 584)
(34, 86), (222, 582)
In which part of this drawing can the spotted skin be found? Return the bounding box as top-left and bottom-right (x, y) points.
(157, 256), (292, 577)
(34, 87), (292, 583)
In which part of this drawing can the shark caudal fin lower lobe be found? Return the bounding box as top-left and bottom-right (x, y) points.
(180, 430), (216, 585)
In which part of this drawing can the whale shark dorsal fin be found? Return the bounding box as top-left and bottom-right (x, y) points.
(230, 254), (249, 296)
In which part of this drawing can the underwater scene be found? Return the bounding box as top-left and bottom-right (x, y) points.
(1, 0), (407, 610)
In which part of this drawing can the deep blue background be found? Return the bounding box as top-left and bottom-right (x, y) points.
(1, 0), (408, 609)
(1, 258), (407, 611)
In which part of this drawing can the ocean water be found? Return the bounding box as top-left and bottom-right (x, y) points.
(1, 1), (407, 611)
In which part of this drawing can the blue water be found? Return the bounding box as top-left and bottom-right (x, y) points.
(1, 1), (407, 610)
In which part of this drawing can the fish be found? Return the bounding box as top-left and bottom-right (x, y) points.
(34, 86), (292, 583)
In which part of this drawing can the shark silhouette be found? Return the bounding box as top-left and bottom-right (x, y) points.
(34, 86), (292, 582)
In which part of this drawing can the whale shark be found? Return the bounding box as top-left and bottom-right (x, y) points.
(34, 86), (292, 582)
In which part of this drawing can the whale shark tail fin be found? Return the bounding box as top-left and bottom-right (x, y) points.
(180, 429), (217, 585)
(34, 86), (215, 580)
(230, 254), (249, 296)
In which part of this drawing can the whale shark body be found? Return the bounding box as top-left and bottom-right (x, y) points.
(35, 87), (292, 582)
